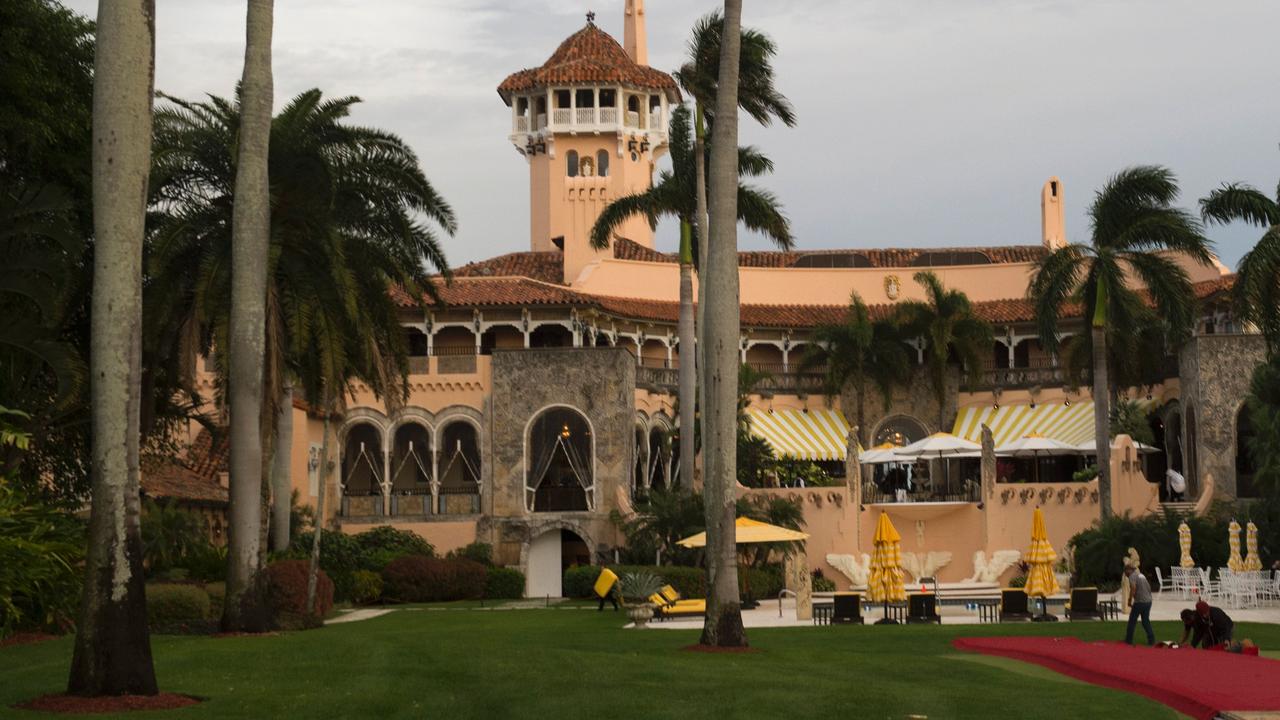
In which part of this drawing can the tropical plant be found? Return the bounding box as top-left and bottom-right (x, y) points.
(1245, 357), (1280, 496)
(612, 488), (707, 566)
(140, 499), (212, 576)
(0, 483), (84, 638)
(774, 458), (835, 487)
(589, 105), (791, 490)
(736, 434), (775, 488)
(802, 292), (913, 444)
(1109, 400), (1156, 445)
(1029, 166), (1212, 519)
(1200, 180), (1280, 355)
(894, 271), (994, 428)
(68, 0), (159, 695)
(737, 495), (805, 568)
(616, 571), (664, 605)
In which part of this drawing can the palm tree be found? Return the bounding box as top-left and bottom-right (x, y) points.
(894, 272), (993, 431)
(589, 104), (792, 489)
(801, 292), (913, 446)
(1029, 166), (1212, 518)
(224, 0), (275, 633)
(67, 0), (158, 696)
(674, 12), (796, 476)
(700, 0), (748, 649)
(1200, 181), (1280, 356)
(147, 88), (456, 605)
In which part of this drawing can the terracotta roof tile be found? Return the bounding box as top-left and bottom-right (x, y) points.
(141, 429), (229, 505)
(611, 237), (1047, 268)
(397, 277), (589, 309)
(498, 23), (679, 101)
(453, 250), (565, 284)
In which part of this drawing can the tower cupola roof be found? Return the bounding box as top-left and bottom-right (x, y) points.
(498, 22), (679, 104)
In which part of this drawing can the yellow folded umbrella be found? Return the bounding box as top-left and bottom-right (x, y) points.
(1178, 521), (1195, 569)
(1245, 521), (1262, 571)
(1228, 520), (1245, 572)
(867, 511), (905, 604)
(676, 516), (809, 548)
(1024, 507), (1060, 598)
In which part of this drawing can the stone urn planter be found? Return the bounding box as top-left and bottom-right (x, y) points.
(626, 603), (655, 629)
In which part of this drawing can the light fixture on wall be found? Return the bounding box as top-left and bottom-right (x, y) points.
(1064, 399), (1072, 407)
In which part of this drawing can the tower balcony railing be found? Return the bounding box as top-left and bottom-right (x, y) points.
(552, 108), (571, 126)
(512, 107), (666, 137)
(515, 116), (529, 132)
(624, 110), (640, 128)
(575, 107), (595, 125)
(599, 107), (618, 124)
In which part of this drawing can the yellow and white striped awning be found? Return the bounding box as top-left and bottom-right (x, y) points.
(745, 408), (850, 461)
(952, 399), (1152, 448)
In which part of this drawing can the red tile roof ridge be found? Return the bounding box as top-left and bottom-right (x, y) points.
(498, 23), (679, 101)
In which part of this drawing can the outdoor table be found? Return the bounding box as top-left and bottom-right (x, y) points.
(1099, 599), (1120, 621)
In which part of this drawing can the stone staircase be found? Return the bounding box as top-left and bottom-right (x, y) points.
(1160, 501), (1197, 516)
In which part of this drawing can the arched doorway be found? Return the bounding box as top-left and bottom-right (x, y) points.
(1237, 404), (1258, 498)
(438, 421), (481, 514)
(342, 423), (383, 496)
(526, 407), (594, 512)
(390, 422), (432, 514)
(648, 425), (670, 491)
(633, 424), (648, 498)
(526, 527), (590, 598)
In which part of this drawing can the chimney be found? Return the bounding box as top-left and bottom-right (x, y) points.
(624, 0), (647, 65)
(1041, 177), (1066, 249)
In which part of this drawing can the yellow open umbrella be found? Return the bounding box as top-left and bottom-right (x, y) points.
(1024, 507), (1060, 602)
(1227, 520), (1245, 572)
(1245, 521), (1263, 571)
(867, 512), (906, 623)
(676, 517), (809, 548)
(1178, 521), (1195, 568)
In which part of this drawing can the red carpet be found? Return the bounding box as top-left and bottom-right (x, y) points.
(953, 636), (1280, 719)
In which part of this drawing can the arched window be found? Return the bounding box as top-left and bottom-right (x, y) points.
(1236, 404), (1258, 498)
(633, 425), (648, 499)
(873, 415), (928, 447)
(566, 150), (579, 178)
(648, 425), (670, 491)
(438, 421), (481, 513)
(342, 423), (383, 496)
(597, 150), (609, 177)
(390, 423), (431, 493)
(526, 407), (594, 512)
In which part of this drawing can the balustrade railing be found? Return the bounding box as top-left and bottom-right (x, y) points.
(599, 107), (618, 124)
(515, 116), (529, 132)
(575, 107), (595, 125)
(552, 108), (571, 126)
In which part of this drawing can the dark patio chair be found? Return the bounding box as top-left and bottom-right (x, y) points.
(999, 588), (1032, 622)
(832, 592), (864, 625)
(1065, 587), (1100, 621)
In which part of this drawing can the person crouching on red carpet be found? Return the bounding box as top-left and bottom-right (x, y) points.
(1179, 601), (1234, 648)
(1123, 565), (1156, 646)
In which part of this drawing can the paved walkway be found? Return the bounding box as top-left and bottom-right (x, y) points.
(326, 608), (395, 625)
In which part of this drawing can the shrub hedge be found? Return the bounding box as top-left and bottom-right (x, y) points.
(263, 559), (334, 625)
(146, 583), (212, 633)
(484, 567), (525, 600)
(562, 564), (783, 601)
(381, 556), (486, 603)
(350, 570), (384, 605)
(287, 526), (437, 600)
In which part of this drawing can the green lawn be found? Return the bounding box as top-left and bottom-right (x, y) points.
(4, 612), (1278, 719)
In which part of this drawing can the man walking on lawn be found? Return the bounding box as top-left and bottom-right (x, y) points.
(1124, 564), (1156, 646)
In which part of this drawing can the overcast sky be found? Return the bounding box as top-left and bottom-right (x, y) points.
(65, 0), (1280, 270)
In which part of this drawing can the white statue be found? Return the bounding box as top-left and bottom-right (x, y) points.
(826, 553), (871, 587)
(963, 550), (1022, 583)
(901, 551), (953, 583)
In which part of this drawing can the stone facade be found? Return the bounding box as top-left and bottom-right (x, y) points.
(1177, 333), (1266, 499)
(483, 346), (636, 563)
(842, 365), (960, 445)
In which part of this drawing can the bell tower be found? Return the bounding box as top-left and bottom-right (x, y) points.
(498, 7), (680, 284)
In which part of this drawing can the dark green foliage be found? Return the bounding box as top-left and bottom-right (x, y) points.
(145, 584), (212, 634)
(1200, 181), (1280, 355)
(1246, 357), (1280, 496)
(0, 484), (84, 637)
(812, 570), (836, 592)
(1069, 506), (1271, 588)
(352, 525), (435, 567)
(1110, 400), (1155, 445)
(349, 570), (383, 605)
(140, 499), (212, 576)
(288, 530), (364, 601)
(381, 557), (487, 603)
(894, 272), (995, 421)
(180, 543), (228, 583)
(562, 565), (782, 601)
(264, 560), (334, 625)
(483, 568), (526, 600)
(773, 459), (835, 487)
(446, 542), (493, 566)
(611, 488), (706, 566)
(736, 433), (776, 487)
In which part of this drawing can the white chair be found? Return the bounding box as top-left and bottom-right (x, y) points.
(1196, 568), (1218, 600)
(1155, 567), (1174, 594)
(1171, 567), (1196, 599)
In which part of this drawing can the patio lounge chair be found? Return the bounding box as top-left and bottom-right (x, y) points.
(906, 592), (941, 624)
(1064, 587), (1100, 620)
(1000, 588), (1032, 622)
(651, 585), (706, 619)
(832, 592), (864, 624)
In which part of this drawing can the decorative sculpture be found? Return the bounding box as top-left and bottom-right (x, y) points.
(826, 553), (872, 587)
(963, 550), (1022, 584)
(901, 551), (953, 582)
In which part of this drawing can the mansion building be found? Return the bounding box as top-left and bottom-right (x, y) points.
(166, 2), (1265, 597)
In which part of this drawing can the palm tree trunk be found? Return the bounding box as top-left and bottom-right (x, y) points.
(306, 403), (333, 616)
(700, 0), (747, 648)
(1092, 325), (1112, 519)
(67, 0), (158, 696)
(224, 0), (274, 633)
(694, 107), (710, 489)
(270, 382), (293, 551)
(677, 221), (696, 488)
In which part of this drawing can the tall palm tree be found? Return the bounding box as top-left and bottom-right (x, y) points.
(589, 104), (791, 489)
(224, 0), (275, 633)
(1200, 180), (1280, 356)
(1029, 166), (1212, 518)
(801, 292), (913, 445)
(674, 12), (796, 470)
(894, 272), (994, 430)
(700, 0), (747, 649)
(147, 88), (455, 594)
(67, 0), (158, 696)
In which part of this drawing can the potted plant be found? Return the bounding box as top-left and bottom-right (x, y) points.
(617, 571), (663, 628)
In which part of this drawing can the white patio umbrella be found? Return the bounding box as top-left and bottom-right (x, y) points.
(896, 433), (982, 495)
(859, 442), (911, 465)
(994, 434), (1082, 483)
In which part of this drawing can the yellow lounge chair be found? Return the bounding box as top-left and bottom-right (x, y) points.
(653, 585), (705, 619)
